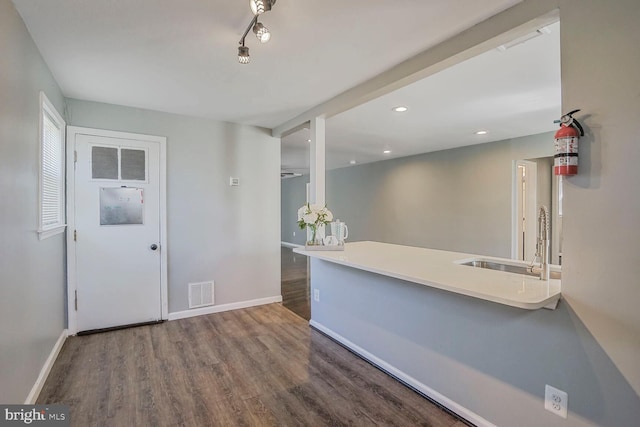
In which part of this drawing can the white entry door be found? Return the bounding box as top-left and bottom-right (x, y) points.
(71, 129), (166, 333)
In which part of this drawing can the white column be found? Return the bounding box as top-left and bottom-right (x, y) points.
(309, 116), (326, 240)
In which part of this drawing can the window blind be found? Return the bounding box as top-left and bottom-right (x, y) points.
(38, 92), (66, 238)
(41, 109), (63, 227)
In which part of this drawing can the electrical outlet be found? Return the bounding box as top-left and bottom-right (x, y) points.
(545, 385), (568, 419)
(313, 289), (320, 302)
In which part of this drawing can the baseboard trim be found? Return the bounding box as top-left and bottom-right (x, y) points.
(281, 241), (303, 248)
(309, 320), (495, 427)
(25, 329), (68, 404)
(168, 295), (283, 321)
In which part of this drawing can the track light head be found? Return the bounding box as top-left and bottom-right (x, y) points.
(253, 22), (271, 43)
(238, 46), (250, 64)
(250, 0), (276, 15)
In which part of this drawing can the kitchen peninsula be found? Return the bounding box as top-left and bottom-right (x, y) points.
(294, 241), (563, 426)
(294, 241), (561, 310)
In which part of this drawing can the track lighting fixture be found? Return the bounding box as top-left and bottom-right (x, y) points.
(237, 0), (276, 63)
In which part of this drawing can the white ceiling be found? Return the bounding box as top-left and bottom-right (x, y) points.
(282, 21), (561, 174)
(12, 0), (559, 175)
(13, 0), (521, 128)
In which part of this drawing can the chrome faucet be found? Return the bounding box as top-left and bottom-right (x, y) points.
(536, 205), (550, 280)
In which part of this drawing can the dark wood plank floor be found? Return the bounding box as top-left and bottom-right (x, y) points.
(38, 304), (466, 427)
(281, 246), (310, 320)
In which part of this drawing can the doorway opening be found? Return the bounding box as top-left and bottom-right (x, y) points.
(512, 156), (562, 264)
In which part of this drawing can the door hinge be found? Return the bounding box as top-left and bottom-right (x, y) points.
(74, 230), (77, 241)
(74, 290), (78, 311)
(74, 150), (77, 163)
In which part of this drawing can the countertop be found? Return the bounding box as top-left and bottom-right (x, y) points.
(294, 241), (561, 310)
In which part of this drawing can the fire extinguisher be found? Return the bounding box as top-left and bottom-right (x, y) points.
(554, 109), (584, 176)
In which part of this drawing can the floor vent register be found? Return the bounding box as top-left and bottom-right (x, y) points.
(188, 281), (215, 309)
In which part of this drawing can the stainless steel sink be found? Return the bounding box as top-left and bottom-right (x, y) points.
(460, 260), (561, 280)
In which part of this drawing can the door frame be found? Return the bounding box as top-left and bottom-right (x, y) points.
(66, 126), (168, 335)
(511, 159), (537, 260)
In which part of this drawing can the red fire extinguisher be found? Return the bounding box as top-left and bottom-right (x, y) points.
(554, 109), (584, 176)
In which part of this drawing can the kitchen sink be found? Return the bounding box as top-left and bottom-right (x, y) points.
(459, 259), (561, 280)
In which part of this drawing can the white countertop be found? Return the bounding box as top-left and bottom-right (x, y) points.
(294, 241), (561, 310)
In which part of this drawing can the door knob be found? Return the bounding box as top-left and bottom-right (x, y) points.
(150, 244), (158, 251)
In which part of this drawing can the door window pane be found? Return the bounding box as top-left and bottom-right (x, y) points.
(121, 149), (146, 181)
(92, 146), (118, 179)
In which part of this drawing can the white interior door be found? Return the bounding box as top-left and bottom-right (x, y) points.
(73, 132), (163, 332)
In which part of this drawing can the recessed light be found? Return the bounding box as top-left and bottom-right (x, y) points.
(392, 106), (408, 113)
(307, 139), (311, 142)
(383, 150), (392, 154)
(475, 130), (488, 135)
(349, 160), (357, 165)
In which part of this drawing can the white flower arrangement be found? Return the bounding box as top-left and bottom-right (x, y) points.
(297, 203), (333, 244)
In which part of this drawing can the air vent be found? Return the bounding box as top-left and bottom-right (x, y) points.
(188, 281), (215, 309)
(497, 26), (551, 52)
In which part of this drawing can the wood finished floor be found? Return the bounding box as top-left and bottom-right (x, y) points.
(38, 304), (466, 426)
(281, 246), (310, 321)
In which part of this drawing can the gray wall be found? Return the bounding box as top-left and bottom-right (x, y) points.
(530, 156), (558, 263)
(65, 100), (281, 313)
(0, 0), (67, 403)
(282, 132), (554, 257)
(530, 157), (553, 217)
(560, 0), (640, 397)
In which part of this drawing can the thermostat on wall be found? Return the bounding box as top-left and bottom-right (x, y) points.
(229, 177), (240, 186)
